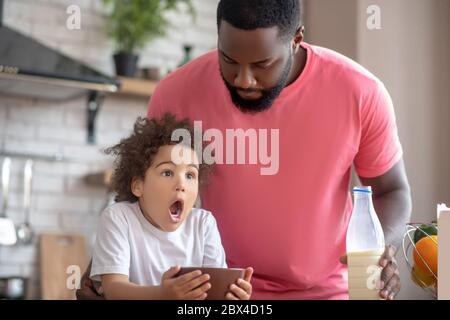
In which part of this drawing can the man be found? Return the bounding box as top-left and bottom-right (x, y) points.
(78, 0), (411, 300)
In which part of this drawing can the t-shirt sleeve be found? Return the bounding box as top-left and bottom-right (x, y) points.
(147, 82), (165, 120)
(202, 213), (228, 268)
(90, 206), (131, 281)
(354, 81), (403, 178)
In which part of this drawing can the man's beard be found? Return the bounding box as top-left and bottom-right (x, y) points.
(220, 54), (293, 114)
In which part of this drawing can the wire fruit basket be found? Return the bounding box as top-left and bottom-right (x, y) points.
(402, 223), (438, 299)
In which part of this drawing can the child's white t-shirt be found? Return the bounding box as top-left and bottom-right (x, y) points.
(90, 201), (227, 285)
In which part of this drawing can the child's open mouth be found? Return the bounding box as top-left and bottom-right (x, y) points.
(169, 199), (184, 223)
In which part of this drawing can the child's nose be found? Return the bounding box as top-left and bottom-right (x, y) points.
(175, 175), (186, 192)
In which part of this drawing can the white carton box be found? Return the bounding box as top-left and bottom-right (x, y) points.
(438, 203), (450, 300)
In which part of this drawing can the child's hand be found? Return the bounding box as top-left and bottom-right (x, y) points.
(226, 267), (253, 300)
(160, 266), (211, 300)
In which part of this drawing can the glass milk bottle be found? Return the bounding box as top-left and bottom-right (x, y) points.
(346, 186), (385, 300)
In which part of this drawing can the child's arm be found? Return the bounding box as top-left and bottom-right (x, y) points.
(101, 274), (161, 300)
(101, 266), (211, 300)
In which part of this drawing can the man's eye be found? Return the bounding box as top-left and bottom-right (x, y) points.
(162, 170), (173, 177)
(255, 63), (270, 69)
(222, 56), (236, 64)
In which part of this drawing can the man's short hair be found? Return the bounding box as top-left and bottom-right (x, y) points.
(217, 0), (301, 41)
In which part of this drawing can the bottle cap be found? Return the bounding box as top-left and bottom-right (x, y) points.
(353, 186), (372, 193)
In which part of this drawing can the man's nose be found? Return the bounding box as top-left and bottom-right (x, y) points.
(234, 66), (256, 89)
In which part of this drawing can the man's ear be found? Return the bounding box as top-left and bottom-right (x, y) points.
(131, 177), (143, 198)
(292, 26), (305, 52)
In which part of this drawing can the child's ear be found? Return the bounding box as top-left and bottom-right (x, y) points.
(131, 177), (144, 198)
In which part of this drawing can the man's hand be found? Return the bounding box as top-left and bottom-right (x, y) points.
(76, 262), (104, 300)
(340, 244), (401, 300)
(225, 267), (253, 300)
(160, 266), (211, 300)
(377, 244), (401, 300)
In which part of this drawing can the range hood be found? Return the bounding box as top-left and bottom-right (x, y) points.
(0, 0), (119, 100)
(0, 0), (120, 143)
(0, 25), (119, 100)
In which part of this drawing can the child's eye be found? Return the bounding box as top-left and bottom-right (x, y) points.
(162, 170), (173, 177)
(186, 172), (197, 180)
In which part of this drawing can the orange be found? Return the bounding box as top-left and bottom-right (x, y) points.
(413, 235), (438, 276)
(411, 266), (436, 288)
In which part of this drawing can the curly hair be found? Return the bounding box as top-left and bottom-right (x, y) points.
(104, 113), (212, 203)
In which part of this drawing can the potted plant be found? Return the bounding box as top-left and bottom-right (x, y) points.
(102, 0), (195, 77)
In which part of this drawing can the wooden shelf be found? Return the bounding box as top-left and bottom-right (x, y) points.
(83, 169), (113, 188)
(116, 77), (159, 98)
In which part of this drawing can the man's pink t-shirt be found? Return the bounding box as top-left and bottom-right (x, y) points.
(147, 42), (403, 299)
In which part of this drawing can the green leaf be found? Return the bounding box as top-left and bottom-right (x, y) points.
(102, 0), (195, 53)
(413, 224), (438, 244)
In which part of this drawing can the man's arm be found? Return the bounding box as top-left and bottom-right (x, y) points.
(359, 158), (412, 247)
(76, 261), (104, 300)
(358, 158), (412, 300)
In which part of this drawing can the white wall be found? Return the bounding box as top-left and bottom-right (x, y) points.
(303, 0), (358, 60)
(0, 0), (219, 299)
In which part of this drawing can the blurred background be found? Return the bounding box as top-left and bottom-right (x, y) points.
(0, 0), (448, 300)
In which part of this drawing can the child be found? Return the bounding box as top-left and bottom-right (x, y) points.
(90, 113), (253, 300)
